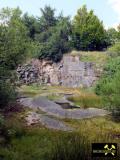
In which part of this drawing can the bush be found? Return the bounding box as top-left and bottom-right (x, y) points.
(0, 80), (16, 109)
(0, 115), (26, 146)
(0, 66), (16, 109)
(95, 57), (120, 116)
(107, 42), (120, 57)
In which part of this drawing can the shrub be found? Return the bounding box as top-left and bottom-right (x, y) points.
(107, 42), (120, 57)
(95, 57), (120, 117)
(0, 80), (16, 109)
(0, 115), (26, 146)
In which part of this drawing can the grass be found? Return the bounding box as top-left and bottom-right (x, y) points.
(62, 116), (120, 159)
(70, 50), (108, 63)
(18, 84), (104, 108)
(18, 84), (44, 97)
(70, 51), (109, 76)
(46, 94), (63, 101)
(0, 128), (90, 160)
(64, 116), (120, 139)
(18, 84), (84, 98)
(0, 111), (87, 160)
(0, 112), (120, 160)
(68, 93), (103, 108)
(10, 70), (119, 160)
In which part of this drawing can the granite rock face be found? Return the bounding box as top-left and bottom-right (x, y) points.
(17, 64), (39, 84)
(17, 55), (99, 87)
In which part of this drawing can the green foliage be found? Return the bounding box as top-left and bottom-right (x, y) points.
(108, 42), (120, 57)
(0, 107), (120, 160)
(0, 128), (90, 160)
(95, 32), (120, 114)
(117, 24), (120, 39)
(23, 6), (72, 62)
(0, 114), (27, 146)
(0, 66), (16, 108)
(39, 6), (57, 30)
(36, 7), (71, 62)
(22, 13), (39, 39)
(0, 122), (119, 160)
(0, 7), (30, 108)
(72, 5), (107, 51)
(0, 80), (16, 108)
(95, 57), (120, 114)
(0, 8), (29, 70)
(47, 94), (62, 101)
(106, 28), (119, 45)
(68, 93), (103, 108)
(51, 133), (90, 160)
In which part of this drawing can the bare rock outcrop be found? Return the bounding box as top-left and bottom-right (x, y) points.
(17, 55), (99, 87)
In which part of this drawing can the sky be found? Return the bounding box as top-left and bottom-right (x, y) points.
(0, 0), (120, 29)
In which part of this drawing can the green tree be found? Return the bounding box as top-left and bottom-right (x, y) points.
(106, 28), (119, 45)
(34, 6), (71, 62)
(0, 7), (29, 108)
(0, 7), (29, 69)
(72, 5), (107, 51)
(39, 5), (57, 31)
(22, 13), (38, 39)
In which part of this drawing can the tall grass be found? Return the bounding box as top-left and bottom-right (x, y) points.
(50, 132), (90, 160)
(0, 113), (120, 160)
(1, 128), (118, 160)
(68, 93), (103, 108)
(70, 50), (108, 63)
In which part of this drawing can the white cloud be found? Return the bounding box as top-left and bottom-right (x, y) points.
(108, 0), (120, 19)
(108, 0), (120, 29)
(105, 21), (119, 31)
(106, 22), (119, 30)
(111, 22), (119, 30)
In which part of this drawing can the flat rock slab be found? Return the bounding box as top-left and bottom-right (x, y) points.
(55, 98), (80, 109)
(55, 98), (74, 105)
(20, 97), (67, 118)
(19, 97), (109, 119)
(26, 112), (73, 131)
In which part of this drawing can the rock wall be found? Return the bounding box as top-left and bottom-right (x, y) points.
(17, 55), (99, 87)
